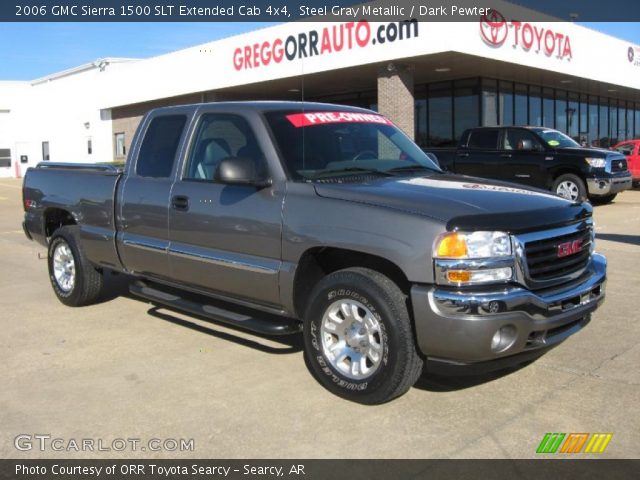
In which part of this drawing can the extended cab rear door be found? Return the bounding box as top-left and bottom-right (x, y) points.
(117, 109), (191, 279)
(454, 128), (502, 179)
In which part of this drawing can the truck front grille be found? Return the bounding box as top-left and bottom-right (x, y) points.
(610, 157), (628, 173)
(523, 225), (592, 282)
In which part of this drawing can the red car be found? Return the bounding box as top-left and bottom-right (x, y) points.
(612, 139), (640, 186)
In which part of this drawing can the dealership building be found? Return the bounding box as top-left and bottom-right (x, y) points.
(1, 1), (640, 177)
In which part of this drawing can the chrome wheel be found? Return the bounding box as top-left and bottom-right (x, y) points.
(52, 242), (75, 292)
(556, 181), (580, 201)
(320, 299), (384, 380)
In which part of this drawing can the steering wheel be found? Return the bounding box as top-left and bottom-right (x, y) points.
(352, 150), (377, 161)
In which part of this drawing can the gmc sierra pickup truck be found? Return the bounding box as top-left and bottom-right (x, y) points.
(23, 102), (606, 404)
(429, 126), (632, 204)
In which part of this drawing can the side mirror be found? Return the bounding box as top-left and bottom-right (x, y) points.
(215, 157), (270, 188)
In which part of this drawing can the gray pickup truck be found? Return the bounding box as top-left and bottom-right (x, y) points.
(23, 102), (606, 404)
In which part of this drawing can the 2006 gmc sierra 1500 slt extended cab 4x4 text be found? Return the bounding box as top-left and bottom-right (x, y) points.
(22, 102), (607, 404)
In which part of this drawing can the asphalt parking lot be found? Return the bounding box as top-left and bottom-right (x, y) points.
(1, 177), (638, 459)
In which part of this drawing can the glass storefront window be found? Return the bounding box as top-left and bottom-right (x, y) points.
(515, 84), (528, 126)
(567, 92), (579, 141)
(454, 79), (479, 141)
(428, 82), (453, 147)
(609, 102), (618, 146)
(618, 100), (629, 141)
(556, 90), (567, 134)
(529, 86), (542, 126)
(599, 99), (609, 147)
(635, 106), (640, 138)
(579, 96), (588, 146)
(499, 81), (513, 125)
(482, 79), (498, 126)
(542, 88), (555, 129)
(588, 96), (599, 147)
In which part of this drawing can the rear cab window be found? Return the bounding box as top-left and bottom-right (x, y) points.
(467, 129), (499, 149)
(136, 115), (187, 178)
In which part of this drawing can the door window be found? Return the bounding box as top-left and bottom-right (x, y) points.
(136, 115), (186, 178)
(502, 129), (542, 151)
(184, 114), (265, 181)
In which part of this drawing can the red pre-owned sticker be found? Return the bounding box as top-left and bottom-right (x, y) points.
(286, 111), (393, 127)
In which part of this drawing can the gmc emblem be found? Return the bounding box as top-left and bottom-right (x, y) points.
(558, 239), (583, 258)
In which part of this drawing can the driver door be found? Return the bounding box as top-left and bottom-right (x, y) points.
(167, 112), (284, 307)
(499, 128), (547, 188)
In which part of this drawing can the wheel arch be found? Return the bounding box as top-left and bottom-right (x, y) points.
(292, 246), (411, 320)
(43, 207), (77, 239)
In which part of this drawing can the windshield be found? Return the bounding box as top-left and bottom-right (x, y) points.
(265, 110), (441, 181)
(531, 128), (580, 148)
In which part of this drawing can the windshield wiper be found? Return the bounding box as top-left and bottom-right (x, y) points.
(310, 167), (396, 179)
(386, 165), (437, 174)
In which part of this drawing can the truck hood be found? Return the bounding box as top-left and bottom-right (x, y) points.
(314, 173), (592, 233)
(557, 146), (625, 159)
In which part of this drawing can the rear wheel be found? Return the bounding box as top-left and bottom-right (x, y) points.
(303, 267), (423, 404)
(553, 174), (587, 202)
(48, 226), (105, 306)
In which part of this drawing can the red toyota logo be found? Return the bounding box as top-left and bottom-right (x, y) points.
(557, 239), (583, 258)
(480, 9), (508, 47)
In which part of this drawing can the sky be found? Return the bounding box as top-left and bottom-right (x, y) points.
(0, 22), (638, 81)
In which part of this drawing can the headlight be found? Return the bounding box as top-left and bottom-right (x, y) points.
(585, 157), (606, 168)
(434, 231), (512, 259)
(434, 231), (514, 286)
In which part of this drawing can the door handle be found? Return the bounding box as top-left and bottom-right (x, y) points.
(457, 152), (469, 158)
(171, 195), (189, 211)
(501, 153), (512, 158)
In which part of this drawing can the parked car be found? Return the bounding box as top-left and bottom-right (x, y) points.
(426, 126), (632, 204)
(23, 102), (607, 404)
(611, 139), (640, 187)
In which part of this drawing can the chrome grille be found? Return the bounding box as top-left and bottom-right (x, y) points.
(514, 221), (593, 289)
(610, 157), (628, 173)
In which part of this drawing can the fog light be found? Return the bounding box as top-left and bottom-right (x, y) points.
(446, 267), (512, 285)
(490, 325), (517, 353)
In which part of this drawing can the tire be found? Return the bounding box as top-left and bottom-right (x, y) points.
(48, 226), (104, 306)
(590, 194), (617, 205)
(303, 267), (423, 404)
(553, 174), (587, 202)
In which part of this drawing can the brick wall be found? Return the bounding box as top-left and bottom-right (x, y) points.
(377, 63), (415, 139)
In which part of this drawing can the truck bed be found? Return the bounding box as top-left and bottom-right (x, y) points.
(23, 162), (124, 270)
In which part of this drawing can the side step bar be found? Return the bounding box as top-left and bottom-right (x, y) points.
(129, 281), (302, 336)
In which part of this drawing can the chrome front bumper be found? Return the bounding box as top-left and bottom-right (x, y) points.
(411, 253), (606, 363)
(587, 174), (632, 196)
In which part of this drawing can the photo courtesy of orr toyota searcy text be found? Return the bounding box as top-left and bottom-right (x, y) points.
(233, 20), (419, 70)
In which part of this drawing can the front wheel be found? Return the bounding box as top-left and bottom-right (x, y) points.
(590, 194), (617, 205)
(303, 268), (423, 404)
(48, 226), (105, 306)
(553, 174), (587, 202)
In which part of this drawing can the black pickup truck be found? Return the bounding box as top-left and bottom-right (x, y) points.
(430, 126), (632, 204)
(23, 102), (607, 404)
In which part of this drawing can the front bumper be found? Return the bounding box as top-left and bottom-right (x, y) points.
(586, 173), (632, 196)
(411, 253), (606, 363)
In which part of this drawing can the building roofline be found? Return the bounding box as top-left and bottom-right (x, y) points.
(31, 58), (139, 85)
